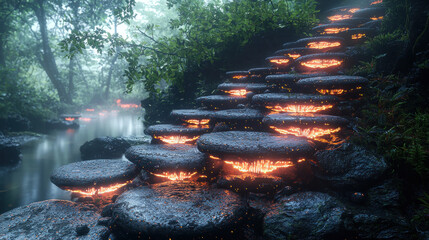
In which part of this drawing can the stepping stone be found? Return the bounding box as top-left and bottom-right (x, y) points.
(125, 144), (207, 181)
(197, 131), (315, 159)
(274, 47), (321, 60)
(312, 23), (352, 35)
(145, 124), (211, 144)
(196, 95), (249, 110)
(50, 159), (139, 195)
(217, 83), (267, 96)
(353, 7), (385, 21)
(326, 6), (362, 15)
(330, 17), (370, 27)
(111, 182), (246, 239)
(0, 200), (109, 239)
(360, 19), (382, 29)
(294, 36), (345, 52)
(294, 53), (347, 73)
(212, 108), (265, 130)
(263, 113), (349, 139)
(266, 73), (329, 92)
(252, 93), (339, 114)
(248, 67), (276, 82)
(296, 75), (368, 99)
(342, 28), (376, 44)
(225, 70), (249, 82)
(170, 109), (215, 126)
(265, 56), (293, 69)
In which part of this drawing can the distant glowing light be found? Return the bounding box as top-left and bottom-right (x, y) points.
(79, 117), (92, 122)
(371, 0), (382, 5)
(349, 8), (360, 13)
(232, 75), (247, 79)
(351, 33), (366, 40)
(86, 108), (95, 112)
(370, 16), (383, 20)
(64, 117), (75, 121)
(288, 54), (301, 59)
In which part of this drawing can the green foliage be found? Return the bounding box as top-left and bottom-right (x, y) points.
(365, 31), (408, 55)
(412, 192), (429, 230)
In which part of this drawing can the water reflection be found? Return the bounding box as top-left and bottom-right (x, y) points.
(0, 112), (144, 214)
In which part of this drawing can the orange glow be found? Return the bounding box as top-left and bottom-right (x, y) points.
(209, 155), (221, 160)
(86, 108), (95, 112)
(349, 8), (360, 13)
(232, 75), (247, 79)
(351, 33), (366, 39)
(266, 104), (334, 113)
(322, 28), (349, 34)
(64, 117), (75, 121)
(119, 103), (139, 109)
(224, 160), (294, 174)
(98, 112), (105, 116)
(116, 99), (121, 104)
(154, 135), (200, 144)
(307, 41), (341, 49)
(152, 171), (197, 181)
(328, 14), (352, 21)
(270, 59), (290, 65)
(370, 16), (383, 20)
(66, 181), (130, 196)
(316, 89), (345, 95)
(270, 126), (341, 139)
(288, 54), (301, 59)
(184, 119), (210, 126)
(301, 59), (343, 69)
(79, 117), (92, 122)
(371, 0), (382, 5)
(298, 158), (306, 163)
(225, 89), (249, 97)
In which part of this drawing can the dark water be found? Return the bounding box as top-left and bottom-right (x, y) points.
(0, 111), (144, 214)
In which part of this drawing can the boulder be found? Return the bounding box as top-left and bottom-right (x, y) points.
(314, 142), (388, 190)
(0, 137), (21, 165)
(0, 200), (109, 240)
(264, 191), (345, 240)
(80, 136), (131, 160)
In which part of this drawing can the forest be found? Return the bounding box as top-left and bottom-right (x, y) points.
(0, 0), (429, 239)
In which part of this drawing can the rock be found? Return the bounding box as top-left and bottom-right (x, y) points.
(212, 108), (265, 131)
(314, 142), (387, 190)
(45, 119), (79, 130)
(119, 135), (151, 146)
(170, 109), (216, 125)
(101, 203), (114, 217)
(349, 192), (366, 204)
(97, 217), (111, 227)
(112, 181), (246, 239)
(0, 115), (31, 132)
(367, 179), (402, 209)
(196, 95), (249, 110)
(80, 136), (131, 160)
(293, 36), (345, 52)
(197, 131), (315, 159)
(264, 192), (345, 240)
(266, 56), (293, 69)
(217, 174), (287, 194)
(50, 159), (139, 194)
(263, 112), (349, 129)
(76, 224), (90, 236)
(218, 83), (267, 94)
(0, 200), (109, 240)
(125, 144), (207, 175)
(225, 71), (249, 82)
(344, 211), (412, 239)
(312, 23), (352, 35)
(295, 53), (347, 73)
(0, 137), (21, 165)
(144, 124), (211, 136)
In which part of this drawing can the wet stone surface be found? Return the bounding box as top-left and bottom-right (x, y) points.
(295, 53), (347, 73)
(294, 36), (345, 52)
(50, 159), (139, 190)
(353, 7), (385, 20)
(125, 144), (206, 173)
(212, 108), (265, 127)
(80, 136), (132, 160)
(314, 142), (388, 190)
(197, 131), (315, 159)
(145, 124), (211, 136)
(274, 47), (321, 58)
(218, 83), (268, 94)
(263, 112), (349, 128)
(296, 75), (368, 88)
(0, 200), (109, 240)
(312, 23), (353, 35)
(112, 181), (246, 239)
(264, 192), (345, 240)
(341, 28), (376, 44)
(170, 109), (216, 122)
(252, 93), (339, 109)
(196, 95), (249, 110)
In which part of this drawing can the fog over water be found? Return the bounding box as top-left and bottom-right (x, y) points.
(0, 112), (144, 214)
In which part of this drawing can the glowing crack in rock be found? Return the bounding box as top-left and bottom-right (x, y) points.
(65, 117), (75, 121)
(225, 89), (249, 97)
(351, 33), (367, 40)
(328, 14), (352, 21)
(307, 41), (341, 50)
(348, 8), (360, 13)
(371, 0), (382, 5)
(266, 104), (334, 113)
(154, 135), (200, 144)
(322, 28), (349, 34)
(152, 171), (197, 181)
(270, 126), (342, 139)
(316, 89), (345, 95)
(370, 16), (384, 20)
(224, 160), (294, 174)
(288, 54), (301, 59)
(183, 119), (210, 126)
(232, 75), (247, 79)
(66, 181), (130, 196)
(209, 155), (221, 160)
(269, 59), (290, 65)
(300, 59), (343, 69)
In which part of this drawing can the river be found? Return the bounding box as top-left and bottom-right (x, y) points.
(0, 111), (144, 214)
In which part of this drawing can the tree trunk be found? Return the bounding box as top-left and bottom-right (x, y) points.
(104, 16), (119, 99)
(32, 0), (72, 104)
